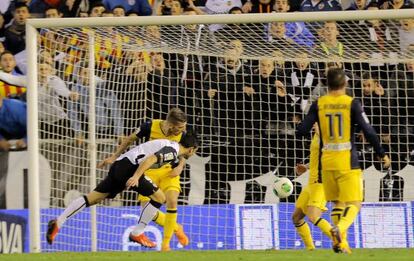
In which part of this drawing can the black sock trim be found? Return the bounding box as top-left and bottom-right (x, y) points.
(67, 198), (87, 219)
(166, 209), (177, 214)
(137, 201), (151, 225)
(343, 206), (350, 218)
(149, 199), (162, 209)
(332, 208), (344, 212)
(295, 221), (306, 228)
(152, 211), (159, 221)
(313, 218), (322, 226)
(83, 196), (90, 207)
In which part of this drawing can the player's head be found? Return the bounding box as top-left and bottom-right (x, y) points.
(165, 108), (187, 136)
(179, 131), (199, 158)
(327, 68), (346, 91)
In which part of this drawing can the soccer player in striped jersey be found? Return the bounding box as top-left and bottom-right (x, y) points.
(297, 68), (390, 253)
(98, 108), (189, 251)
(46, 134), (198, 248)
(292, 124), (332, 250)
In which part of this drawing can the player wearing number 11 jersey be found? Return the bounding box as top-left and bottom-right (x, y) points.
(296, 68), (390, 253)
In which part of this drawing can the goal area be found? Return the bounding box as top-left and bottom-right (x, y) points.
(26, 10), (414, 252)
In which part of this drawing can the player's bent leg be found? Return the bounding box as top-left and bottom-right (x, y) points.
(292, 207), (314, 250)
(306, 206), (332, 239)
(161, 189), (181, 251)
(337, 201), (361, 236)
(129, 190), (165, 248)
(47, 191), (108, 245)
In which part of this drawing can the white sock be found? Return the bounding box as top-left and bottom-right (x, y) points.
(57, 196), (88, 228)
(131, 201), (159, 236)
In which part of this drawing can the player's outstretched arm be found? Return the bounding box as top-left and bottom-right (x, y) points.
(98, 133), (137, 168)
(296, 102), (318, 137)
(169, 157), (186, 177)
(352, 99), (390, 168)
(126, 155), (158, 189)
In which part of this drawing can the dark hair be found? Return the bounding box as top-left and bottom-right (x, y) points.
(112, 5), (125, 11)
(0, 50), (14, 60)
(45, 6), (59, 13)
(15, 2), (29, 11)
(180, 131), (199, 148)
(327, 68), (346, 90)
(167, 108), (187, 124)
(89, 2), (106, 13)
(366, 1), (379, 9)
(183, 7), (197, 13)
(229, 6), (243, 14)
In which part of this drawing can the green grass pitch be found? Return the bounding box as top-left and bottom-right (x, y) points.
(3, 249), (414, 261)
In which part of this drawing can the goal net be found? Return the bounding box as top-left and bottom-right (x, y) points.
(26, 10), (414, 252)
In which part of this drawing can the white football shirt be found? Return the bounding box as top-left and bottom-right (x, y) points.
(117, 139), (180, 167)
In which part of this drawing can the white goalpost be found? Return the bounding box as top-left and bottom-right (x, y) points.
(26, 9), (414, 253)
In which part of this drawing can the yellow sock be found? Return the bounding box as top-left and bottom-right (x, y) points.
(337, 205), (359, 234)
(313, 218), (332, 239)
(295, 221), (315, 250)
(153, 211), (178, 231)
(162, 208), (177, 247)
(331, 207), (348, 241)
(330, 207), (343, 226)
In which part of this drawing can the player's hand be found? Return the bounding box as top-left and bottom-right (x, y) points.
(296, 164), (307, 176)
(380, 155), (391, 169)
(98, 155), (117, 168)
(126, 175), (140, 189)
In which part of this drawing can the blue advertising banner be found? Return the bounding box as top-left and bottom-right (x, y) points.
(0, 209), (29, 253)
(1, 202), (413, 252)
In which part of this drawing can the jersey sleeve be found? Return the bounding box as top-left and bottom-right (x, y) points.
(351, 99), (385, 157)
(135, 121), (152, 140)
(296, 101), (318, 137)
(154, 146), (178, 165)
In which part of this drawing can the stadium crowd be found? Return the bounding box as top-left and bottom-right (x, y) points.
(0, 0), (413, 206)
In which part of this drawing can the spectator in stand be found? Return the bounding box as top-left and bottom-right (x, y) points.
(0, 95), (27, 151)
(267, 20), (315, 48)
(242, 0), (275, 13)
(380, 0), (412, 9)
(358, 73), (394, 140)
(0, 51), (25, 99)
(112, 5), (125, 16)
(146, 52), (179, 120)
(288, 51), (318, 112)
(346, 0), (372, 10)
(4, 2), (29, 55)
(89, 2), (106, 17)
(102, 0), (152, 16)
(389, 60), (414, 134)
(68, 61), (124, 144)
(45, 6), (62, 18)
(204, 0), (242, 14)
(0, 43), (4, 54)
(300, 0), (342, 11)
(273, 0), (315, 48)
(58, 0), (89, 17)
(207, 47), (252, 137)
(399, 18), (414, 55)
(37, 60), (78, 139)
(318, 21), (345, 58)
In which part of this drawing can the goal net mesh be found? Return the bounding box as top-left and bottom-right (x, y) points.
(33, 15), (414, 251)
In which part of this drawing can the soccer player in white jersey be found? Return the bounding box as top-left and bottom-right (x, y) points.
(46, 133), (198, 248)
